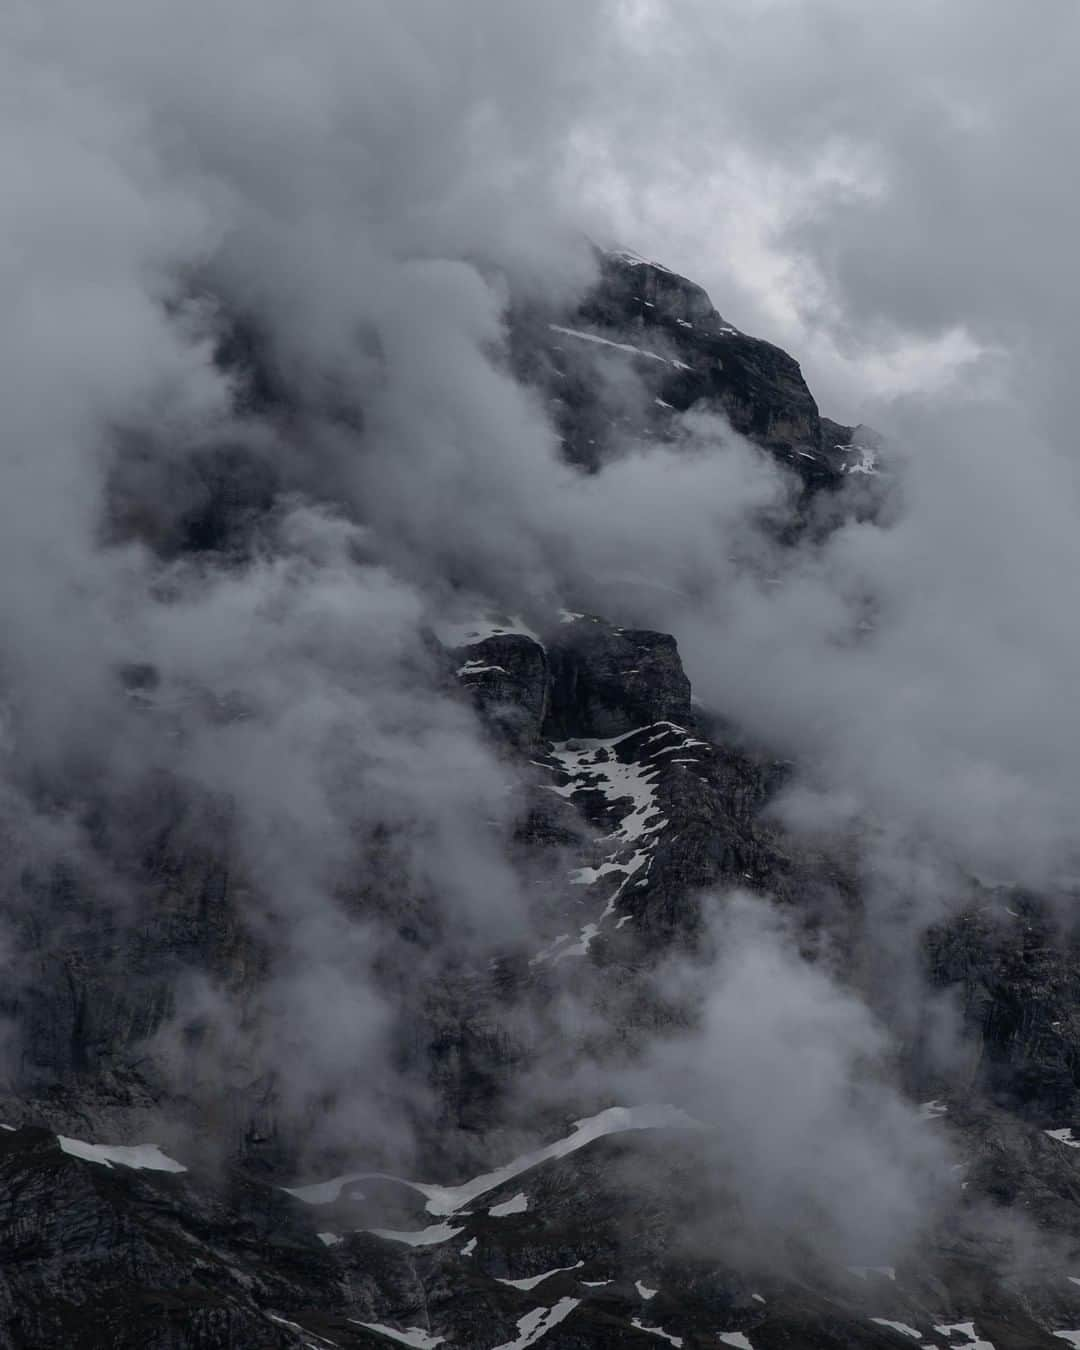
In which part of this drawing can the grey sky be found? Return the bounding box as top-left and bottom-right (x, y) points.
(582, 0), (1080, 426)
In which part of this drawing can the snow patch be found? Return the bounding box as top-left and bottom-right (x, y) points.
(418, 1104), (697, 1214)
(498, 1262), (584, 1291)
(636, 1281), (658, 1300)
(545, 736), (664, 840)
(569, 857), (644, 887)
(536, 727), (708, 957)
(457, 661), (509, 677)
(351, 1324), (444, 1348)
(460, 1237), (477, 1256)
(548, 324), (691, 373)
(553, 922), (599, 960)
(289, 1104), (696, 1238)
(608, 248), (673, 274)
(870, 1320), (922, 1340)
(434, 614), (542, 648)
(267, 1313), (341, 1348)
(491, 1298), (581, 1349)
(933, 1323), (996, 1350)
(317, 1232), (342, 1247)
(367, 1223), (464, 1247)
(718, 1335), (754, 1349)
(57, 1137), (186, 1173)
(284, 1175), (368, 1205)
(1053, 1335), (1080, 1348)
(1046, 1128), (1080, 1148)
(840, 443), (879, 475)
(489, 1191), (529, 1217)
(632, 1320), (683, 1347)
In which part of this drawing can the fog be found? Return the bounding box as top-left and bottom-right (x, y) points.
(0, 0), (1074, 1265)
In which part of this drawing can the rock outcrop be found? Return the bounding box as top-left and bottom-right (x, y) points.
(523, 247), (867, 495)
(542, 615), (691, 742)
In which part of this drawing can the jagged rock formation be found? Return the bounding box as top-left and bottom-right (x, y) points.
(519, 247), (878, 495)
(4, 249), (1080, 1350)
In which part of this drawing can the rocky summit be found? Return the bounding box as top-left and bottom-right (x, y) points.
(3, 247), (1080, 1350)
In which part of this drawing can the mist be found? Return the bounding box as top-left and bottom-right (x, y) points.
(0, 0), (1076, 1282)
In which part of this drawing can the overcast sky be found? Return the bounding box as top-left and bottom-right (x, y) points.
(562, 0), (1079, 429)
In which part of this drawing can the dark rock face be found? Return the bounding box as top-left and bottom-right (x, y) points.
(6, 1112), (1080, 1350)
(542, 616), (692, 741)
(452, 633), (549, 748)
(927, 897), (1080, 1120)
(0, 1128), (331, 1350)
(522, 249), (890, 524)
(532, 250), (832, 482)
(447, 613), (694, 748)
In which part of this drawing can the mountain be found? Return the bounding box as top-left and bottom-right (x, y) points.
(2, 249), (1080, 1350)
